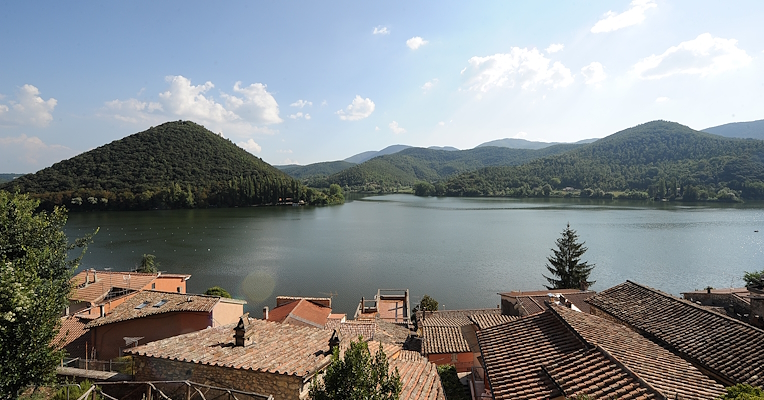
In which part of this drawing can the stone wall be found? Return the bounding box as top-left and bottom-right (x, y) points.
(133, 356), (311, 400)
(751, 295), (764, 328)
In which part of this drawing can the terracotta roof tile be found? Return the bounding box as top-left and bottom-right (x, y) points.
(392, 358), (446, 400)
(477, 305), (725, 400)
(501, 289), (596, 315)
(422, 319), (471, 355)
(71, 270), (159, 303)
(125, 318), (333, 377)
(55, 316), (91, 358)
(469, 314), (518, 330)
(85, 291), (221, 328)
(586, 280), (764, 387)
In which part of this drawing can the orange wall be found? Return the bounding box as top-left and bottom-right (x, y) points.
(92, 311), (210, 360)
(211, 300), (245, 327)
(427, 352), (474, 373)
(147, 276), (187, 293)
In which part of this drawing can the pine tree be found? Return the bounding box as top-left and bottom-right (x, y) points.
(543, 223), (595, 290)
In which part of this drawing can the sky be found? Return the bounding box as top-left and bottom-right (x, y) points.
(1, 1), (763, 172)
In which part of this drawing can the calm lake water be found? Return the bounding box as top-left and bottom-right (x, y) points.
(64, 195), (764, 316)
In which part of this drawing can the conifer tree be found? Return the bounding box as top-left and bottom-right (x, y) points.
(543, 223), (595, 290)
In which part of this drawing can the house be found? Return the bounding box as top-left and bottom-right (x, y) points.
(355, 289), (411, 326)
(55, 315), (91, 359)
(390, 350), (446, 400)
(586, 280), (764, 387)
(682, 286), (763, 328)
(498, 288), (595, 316)
(85, 290), (245, 359)
(265, 296), (336, 329)
(126, 315), (337, 400)
(68, 269), (191, 318)
(477, 302), (725, 400)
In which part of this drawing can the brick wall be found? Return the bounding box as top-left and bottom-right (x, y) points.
(133, 356), (311, 400)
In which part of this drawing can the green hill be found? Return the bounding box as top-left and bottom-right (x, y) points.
(704, 119), (764, 140)
(0, 121), (318, 209)
(278, 160), (356, 180)
(444, 120), (764, 200)
(0, 174), (24, 184)
(325, 144), (583, 190)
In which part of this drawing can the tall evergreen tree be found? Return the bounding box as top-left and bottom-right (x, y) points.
(543, 223), (595, 290)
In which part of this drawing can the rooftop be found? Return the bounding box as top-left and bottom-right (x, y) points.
(468, 313), (518, 330)
(55, 316), (90, 358)
(267, 298), (332, 329)
(71, 270), (160, 303)
(86, 290), (243, 328)
(587, 280), (764, 386)
(477, 304), (724, 400)
(500, 289), (596, 315)
(125, 317), (334, 378)
(392, 357), (445, 400)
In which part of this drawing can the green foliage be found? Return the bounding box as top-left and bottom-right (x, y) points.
(53, 380), (100, 400)
(0, 174), (24, 185)
(205, 286), (232, 298)
(0, 192), (95, 399)
(444, 121), (764, 200)
(0, 121), (309, 210)
(136, 254), (158, 273)
(420, 295), (439, 312)
(279, 161), (356, 180)
(327, 145), (582, 192)
(436, 365), (468, 400)
(309, 339), (401, 400)
(543, 223), (595, 290)
(717, 384), (764, 399)
(744, 269), (764, 289)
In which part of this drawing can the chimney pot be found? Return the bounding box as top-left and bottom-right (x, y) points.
(99, 305), (105, 318)
(263, 306), (269, 320)
(234, 313), (251, 347)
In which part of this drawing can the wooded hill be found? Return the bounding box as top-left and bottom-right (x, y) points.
(277, 160), (356, 180)
(443, 120), (764, 200)
(1, 121), (338, 210)
(319, 144), (583, 191)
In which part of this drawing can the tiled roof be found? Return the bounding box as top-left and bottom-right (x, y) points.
(422, 321), (470, 355)
(501, 289), (595, 315)
(468, 314), (518, 330)
(477, 305), (725, 400)
(55, 316), (90, 358)
(420, 316), (471, 327)
(125, 318), (333, 377)
(392, 358), (445, 400)
(338, 321), (377, 341)
(394, 350), (428, 363)
(71, 270), (159, 303)
(86, 291), (221, 328)
(586, 280), (764, 386)
(416, 308), (500, 327)
(267, 298), (332, 329)
(374, 319), (415, 345)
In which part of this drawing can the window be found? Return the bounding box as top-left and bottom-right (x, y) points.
(153, 300), (169, 308)
(151, 283), (155, 289)
(177, 286), (181, 293)
(135, 301), (151, 310)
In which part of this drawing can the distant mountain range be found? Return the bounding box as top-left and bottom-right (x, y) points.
(703, 119), (764, 140)
(476, 137), (597, 150)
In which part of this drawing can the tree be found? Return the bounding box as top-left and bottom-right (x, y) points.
(419, 295), (439, 312)
(136, 254), (158, 273)
(717, 384), (764, 400)
(309, 339), (401, 400)
(204, 286), (232, 298)
(0, 192), (94, 399)
(543, 223), (595, 290)
(744, 269), (763, 290)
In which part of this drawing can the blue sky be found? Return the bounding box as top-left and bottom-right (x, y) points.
(1, 1), (763, 172)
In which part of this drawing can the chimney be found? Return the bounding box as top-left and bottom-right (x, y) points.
(99, 305), (105, 318)
(263, 306), (269, 320)
(91, 268), (97, 283)
(84, 270), (89, 286)
(234, 313), (252, 347)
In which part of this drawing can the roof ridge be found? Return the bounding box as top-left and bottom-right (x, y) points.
(622, 280), (764, 334)
(547, 305), (593, 351)
(594, 345), (664, 398)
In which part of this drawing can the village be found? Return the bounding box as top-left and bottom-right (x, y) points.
(55, 267), (764, 400)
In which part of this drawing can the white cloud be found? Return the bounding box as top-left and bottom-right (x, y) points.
(591, 0), (657, 33)
(546, 43), (564, 54)
(336, 95), (375, 121)
(633, 33), (752, 79)
(581, 62), (607, 84)
(0, 134), (73, 170)
(102, 75), (282, 137)
(655, 97), (670, 103)
(288, 112), (311, 120)
(512, 132), (529, 139)
(461, 48), (574, 92)
(278, 149), (293, 154)
(373, 26), (389, 35)
(421, 78), (439, 92)
(406, 37), (428, 50)
(0, 84), (57, 127)
(290, 99), (312, 108)
(438, 121), (445, 126)
(375, 126), (380, 131)
(238, 139), (262, 154)
(389, 121), (406, 135)
(321, 100), (328, 106)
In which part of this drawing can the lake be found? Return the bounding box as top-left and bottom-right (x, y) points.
(64, 195), (764, 316)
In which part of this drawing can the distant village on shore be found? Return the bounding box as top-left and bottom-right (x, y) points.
(55, 265), (764, 400)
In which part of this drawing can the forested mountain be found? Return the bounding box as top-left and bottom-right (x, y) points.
(277, 160), (356, 179)
(444, 120), (764, 200)
(476, 137), (597, 150)
(324, 143), (583, 190)
(344, 144), (412, 164)
(0, 174), (24, 184)
(0, 121), (338, 210)
(704, 119), (764, 141)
